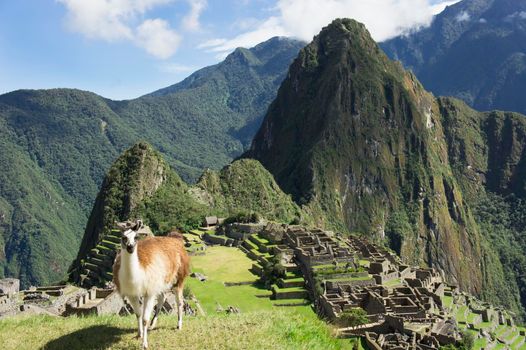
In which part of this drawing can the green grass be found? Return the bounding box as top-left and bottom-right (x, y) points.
(475, 321), (492, 330)
(466, 311), (480, 324)
(456, 305), (468, 324)
(384, 278), (402, 287)
(284, 277), (305, 283)
(326, 275), (371, 282)
(273, 298), (310, 306)
(251, 234), (270, 245)
(442, 295), (453, 309)
(0, 244), (356, 350)
(358, 260), (370, 268)
(510, 333), (525, 348)
(0, 311), (351, 350)
(244, 239), (259, 251)
(473, 336), (487, 349)
(272, 285), (307, 293)
(186, 246), (274, 314)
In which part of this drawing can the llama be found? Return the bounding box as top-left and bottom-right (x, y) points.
(113, 220), (190, 349)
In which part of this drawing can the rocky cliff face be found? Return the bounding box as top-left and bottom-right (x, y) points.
(245, 19), (526, 313)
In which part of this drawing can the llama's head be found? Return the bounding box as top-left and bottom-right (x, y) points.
(116, 220), (143, 254)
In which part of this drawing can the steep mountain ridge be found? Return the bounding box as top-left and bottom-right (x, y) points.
(245, 18), (525, 316)
(381, 0), (526, 114)
(0, 37), (304, 287)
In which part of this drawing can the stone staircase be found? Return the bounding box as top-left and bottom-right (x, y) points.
(65, 288), (123, 316)
(78, 230), (121, 288)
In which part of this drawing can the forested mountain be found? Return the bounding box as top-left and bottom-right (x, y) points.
(381, 0), (526, 114)
(245, 18), (526, 318)
(0, 37), (304, 287)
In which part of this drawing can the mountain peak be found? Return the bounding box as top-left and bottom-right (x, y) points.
(245, 17), (485, 295)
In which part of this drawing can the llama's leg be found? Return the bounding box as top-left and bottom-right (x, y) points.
(127, 296), (143, 339)
(141, 295), (156, 349)
(149, 292), (165, 330)
(175, 285), (184, 330)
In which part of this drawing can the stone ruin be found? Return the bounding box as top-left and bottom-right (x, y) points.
(0, 279), (196, 320)
(257, 225), (473, 349)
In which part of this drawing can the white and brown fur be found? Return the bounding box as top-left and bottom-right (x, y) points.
(113, 220), (190, 349)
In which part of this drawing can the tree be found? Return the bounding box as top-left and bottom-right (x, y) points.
(461, 331), (474, 350)
(259, 254), (287, 289)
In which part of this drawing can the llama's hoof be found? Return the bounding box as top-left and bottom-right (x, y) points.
(149, 318), (158, 330)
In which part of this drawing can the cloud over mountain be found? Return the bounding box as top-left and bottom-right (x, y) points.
(200, 0), (460, 58)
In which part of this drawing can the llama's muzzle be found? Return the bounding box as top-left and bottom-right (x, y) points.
(122, 236), (137, 253)
(126, 243), (136, 253)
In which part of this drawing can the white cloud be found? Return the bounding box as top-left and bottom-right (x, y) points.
(200, 0), (462, 58)
(430, 0), (460, 15)
(506, 11), (526, 21)
(182, 0), (207, 31)
(136, 19), (181, 59)
(198, 38), (228, 49)
(58, 0), (193, 59)
(204, 17), (287, 59)
(159, 62), (196, 73)
(57, 0), (172, 41)
(455, 11), (470, 22)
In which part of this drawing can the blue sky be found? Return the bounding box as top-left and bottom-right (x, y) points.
(0, 0), (458, 100)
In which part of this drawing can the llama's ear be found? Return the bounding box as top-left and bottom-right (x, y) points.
(133, 219), (143, 231)
(115, 221), (128, 231)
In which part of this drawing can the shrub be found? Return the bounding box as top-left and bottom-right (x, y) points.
(224, 211), (261, 225)
(339, 308), (369, 327)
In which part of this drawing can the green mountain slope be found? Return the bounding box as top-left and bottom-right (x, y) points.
(194, 159), (303, 223)
(245, 18), (526, 318)
(0, 118), (85, 285)
(0, 37), (304, 287)
(381, 0), (526, 114)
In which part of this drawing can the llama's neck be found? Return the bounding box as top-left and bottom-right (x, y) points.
(121, 248), (142, 278)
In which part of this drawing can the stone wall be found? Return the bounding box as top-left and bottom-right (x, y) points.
(0, 278), (19, 295)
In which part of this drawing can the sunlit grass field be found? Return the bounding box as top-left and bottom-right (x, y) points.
(0, 246), (356, 349)
(0, 312), (348, 350)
